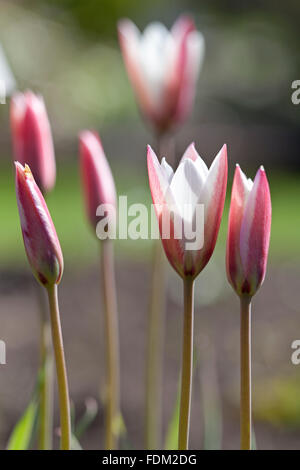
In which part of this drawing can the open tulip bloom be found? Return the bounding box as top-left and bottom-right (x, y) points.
(226, 165), (271, 450)
(148, 143), (227, 449)
(15, 163), (71, 450)
(118, 16), (205, 135)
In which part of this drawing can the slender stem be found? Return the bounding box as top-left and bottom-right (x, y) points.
(100, 239), (120, 450)
(38, 317), (54, 449)
(46, 284), (71, 450)
(240, 296), (252, 450)
(145, 240), (166, 449)
(178, 277), (194, 450)
(145, 133), (174, 449)
(36, 286), (53, 450)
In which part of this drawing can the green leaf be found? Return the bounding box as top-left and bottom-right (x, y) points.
(71, 434), (83, 450)
(7, 400), (38, 450)
(165, 387), (180, 450)
(75, 398), (98, 439)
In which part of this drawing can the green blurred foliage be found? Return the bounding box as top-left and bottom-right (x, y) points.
(32, 0), (159, 39)
(254, 376), (300, 428)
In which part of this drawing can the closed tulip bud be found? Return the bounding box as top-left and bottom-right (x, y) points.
(79, 131), (117, 235)
(226, 165), (272, 298)
(10, 91), (56, 194)
(147, 143), (227, 279)
(118, 15), (205, 134)
(15, 162), (63, 286)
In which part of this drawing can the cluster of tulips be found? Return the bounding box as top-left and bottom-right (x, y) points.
(8, 15), (271, 450)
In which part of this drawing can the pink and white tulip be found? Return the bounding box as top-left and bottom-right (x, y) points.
(226, 165), (272, 297)
(147, 143), (227, 279)
(79, 131), (117, 232)
(10, 91), (56, 194)
(15, 162), (63, 286)
(118, 16), (205, 134)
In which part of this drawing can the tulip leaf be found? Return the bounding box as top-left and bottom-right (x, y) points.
(71, 434), (83, 450)
(75, 398), (98, 439)
(165, 385), (180, 450)
(7, 399), (38, 450)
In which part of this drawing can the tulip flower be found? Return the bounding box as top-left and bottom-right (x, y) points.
(148, 143), (228, 279)
(118, 15), (205, 135)
(79, 130), (117, 232)
(11, 91), (57, 449)
(226, 165), (271, 450)
(119, 15), (205, 449)
(15, 162), (71, 450)
(147, 143), (227, 449)
(11, 91), (56, 194)
(79, 131), (120, 450)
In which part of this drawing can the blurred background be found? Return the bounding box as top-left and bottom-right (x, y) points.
(0, 0), (299, 449)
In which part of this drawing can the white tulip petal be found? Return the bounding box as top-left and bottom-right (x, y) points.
(186, 31), (205, 79)
(197, 146), (225, 211)
(181, 143), (209, 180)
(139, 22), (175, 104)
(170, 159), (203, 222)
(160, 157), (174, 183)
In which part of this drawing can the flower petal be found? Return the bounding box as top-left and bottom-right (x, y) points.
(147, 145), (185, 276)
(193, 144), (228, 272)
(226, 164), (250, 293)
(160, 157), (174, 183)
(10, 91), (56, 194)
(180, 143), (209, 180)
(15, 162), (63, 286)
(170, 158), (203, 222)
(239, 167), (271, 294)
(79, 131), (117, 232)
(118, 19), (154, 120)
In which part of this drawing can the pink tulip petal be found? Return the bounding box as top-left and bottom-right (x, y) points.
(193, 144), (228, 272)
(15, 162), (63, 286)
(180, 142), (209, 179)
(79, 131), (117, 232)
(239, 167), (271, 294)
(147, 145), (185, 276)
(11, 91), (56, 194)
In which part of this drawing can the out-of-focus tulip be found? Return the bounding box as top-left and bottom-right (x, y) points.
(226, 165), (272, 297)
(10, 91), (56, 194)
(147, 143), (227, 279)
(79, 131), (117, 234)
(118, 16), (205, 134)
(15, 162), (63, 287)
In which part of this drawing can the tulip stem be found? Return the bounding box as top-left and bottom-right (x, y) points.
(46, 284), (71, 450)
(38, 316), (54, 449)
(100, 239), (120, 450)
(36, 286), (54, 450)
(145, 240), (166, 449)
(178, 277), (194, 450)
(240, 296), (252, 450)
(145, 133), (173, 449)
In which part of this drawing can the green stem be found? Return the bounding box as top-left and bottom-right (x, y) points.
(145, 240), (166, 449)
(240, 296), (252, 450)
(46, 284), (71, 450)
(38, 316), (54, 449)
(100, 240), (120, 450)
(36, 285), (53, 450)
(145, 133), (174, 450)
(178, 277), (194, 450)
